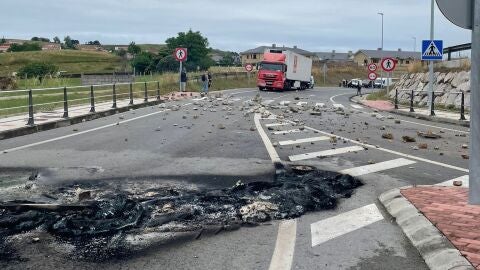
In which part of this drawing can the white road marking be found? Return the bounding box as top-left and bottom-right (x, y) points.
(228, 89), (258, 96)
(329, 92), (353, 103)
(340, 158), (416, 177)
(311, 204), (383, 247)
(333, 104), (345, 109)
(437, 175), (469, 187)
(298, 125), (469, 173)
(399, 119), (469, 134)
(279, 136), (330, 146)
(253, 113), (281, 163)
(351, 104), (364, 109)
(272, 129), (303, 135)
(289, 146), (365, 162)
(265, 122), (291, 128)
(268, 219), (297, 270)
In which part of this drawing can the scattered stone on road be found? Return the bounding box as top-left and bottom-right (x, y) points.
(402, 136), (416, 143)
(382, 133), (394, 140)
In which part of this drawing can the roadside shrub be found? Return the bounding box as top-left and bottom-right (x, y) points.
(17, 62), (58, 80)
(7, 42), (42, 52)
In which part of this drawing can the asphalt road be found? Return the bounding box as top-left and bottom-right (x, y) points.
(0, 87), (471, 270)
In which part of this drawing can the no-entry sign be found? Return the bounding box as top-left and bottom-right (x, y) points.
(174, 48), (188, 62)
(245, 64), (253, 72)
(368, 63), (377, 72)
(381, 58), (396, 72)
(368, 72), (377, 81)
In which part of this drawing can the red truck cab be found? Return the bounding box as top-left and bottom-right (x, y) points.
(257, 52), (287, 91)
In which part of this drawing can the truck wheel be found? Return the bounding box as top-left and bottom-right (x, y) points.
(259, 87), (265, 91)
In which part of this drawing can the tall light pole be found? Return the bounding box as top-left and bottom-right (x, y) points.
(428, 0), (435, 116)
(412, 37), (417, 52)
(378, 12), (384, 83)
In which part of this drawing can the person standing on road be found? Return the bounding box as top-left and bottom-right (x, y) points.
(356, 82), (362, 96)
(207, 72), (212, 88)
(201, 71), (209, 94)
(180, 69), (187, 92)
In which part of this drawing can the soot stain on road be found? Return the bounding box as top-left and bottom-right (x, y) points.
(0, 165), (362, 261)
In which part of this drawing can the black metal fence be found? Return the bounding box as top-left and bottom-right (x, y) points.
(393, 89), (469, 121)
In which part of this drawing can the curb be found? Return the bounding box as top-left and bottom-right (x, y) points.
(0, 100), (163, 141)
(349, 95), (470, 128)
(378, 188), (475, 270)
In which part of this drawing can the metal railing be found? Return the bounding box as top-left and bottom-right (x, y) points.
(0, 81), (163, 126)
(393, 89), (469, 121)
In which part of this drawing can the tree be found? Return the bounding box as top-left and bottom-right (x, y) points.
(165, 30), (212, 71)
(17, 62), (58, 81)
(7, 43), (42, 52)
(53, 36), (61, 44)
(131, 52), (153, 73)
(127, 42), (141, 55)
(87, 40), (101, 45)
(219, 53), (236, 66)
(0, 37), (6, 44)
(31, 37), (50, 42)
(64, 36), (79, 49)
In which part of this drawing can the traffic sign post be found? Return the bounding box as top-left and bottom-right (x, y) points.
(381, 58), (396, 94)
(174, 48), (188, 92)
(245, 64), (253, 83)
(422, 40), (444, 61)
(368, 63), (377, 72)
(368, 72), (377, 81)
(437, 0), (479, 204)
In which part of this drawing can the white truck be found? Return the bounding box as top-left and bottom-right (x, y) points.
(257, 49), (313, 91)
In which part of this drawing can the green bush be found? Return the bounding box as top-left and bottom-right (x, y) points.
(7, 42), (42, 52)
(18, 62), (58, 78)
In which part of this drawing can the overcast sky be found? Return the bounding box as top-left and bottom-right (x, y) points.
(3, 0), (471, 53)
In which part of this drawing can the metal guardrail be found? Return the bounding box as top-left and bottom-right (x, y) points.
(394, 89), (469, 121)
(0, 71), (255, 126)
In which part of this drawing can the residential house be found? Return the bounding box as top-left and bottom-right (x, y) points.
(240, 44), (315, 66)
(42, 43), (62, 51)
(75, 44), (105, 52)
(353, 49), (421, 67)
(314, 50), (354, 63)
(0, 44), (11, 53)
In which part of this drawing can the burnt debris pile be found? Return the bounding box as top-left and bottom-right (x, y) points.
(0, 166), (362, 256)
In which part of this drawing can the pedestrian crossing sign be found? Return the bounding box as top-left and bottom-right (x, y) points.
(422, 40), (443, 61)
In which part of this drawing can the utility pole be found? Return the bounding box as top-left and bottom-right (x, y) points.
(378, 12), (384, 83)
(428, 0), (435, 116)
(470, 0), (480, 204)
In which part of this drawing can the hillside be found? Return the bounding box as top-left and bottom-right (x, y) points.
(0, 50), (124, 76)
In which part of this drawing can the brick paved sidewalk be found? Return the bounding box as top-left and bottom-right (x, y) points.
(402, 187), (480, 269)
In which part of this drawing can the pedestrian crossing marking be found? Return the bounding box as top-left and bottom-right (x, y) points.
(265, 122), (291, 128)
(272, 129), (303, 135)
(340, 158), (416, 177)
(278, 136), (330, 146)
(289, 146), (364, 162)
(311, 204), (383, 247)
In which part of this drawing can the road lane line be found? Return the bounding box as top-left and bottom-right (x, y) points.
(1, 103), (192, 154)
(329, 92), (353, 103)
(351, 104), (364, 109)
(289, 146), (364, 162)
(268, 219), (297, 270)
(279, 136), (330, 146)
(437, 175), (469, 187)
(340, 158), (416, 177)
(265, 123), (291, 128)
(311, 204), (383, 247)
(253, 113), (281, 163)
(272, 129), (302, 135)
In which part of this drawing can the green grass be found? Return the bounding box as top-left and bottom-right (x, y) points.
(0, 50), (124, 75)
(366, 89), (389, 101)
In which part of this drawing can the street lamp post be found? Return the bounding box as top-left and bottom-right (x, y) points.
(378, 12), (384, 84)
(412, 37), (417, 52)
(428, 0), (435, 116)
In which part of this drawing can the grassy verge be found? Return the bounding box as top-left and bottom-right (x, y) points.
(0, 75), (256, 118)
(366, 89), (389, 101)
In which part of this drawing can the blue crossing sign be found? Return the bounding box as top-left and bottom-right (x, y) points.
(422, 40), (443, 61)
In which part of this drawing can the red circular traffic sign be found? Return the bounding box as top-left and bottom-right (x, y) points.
(174, 48), (188, 61)
(368, 63), (377, 72)
(368, 72), (378, 81)
(381, 58), (396, 72)
(245, 64), (253, 72)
